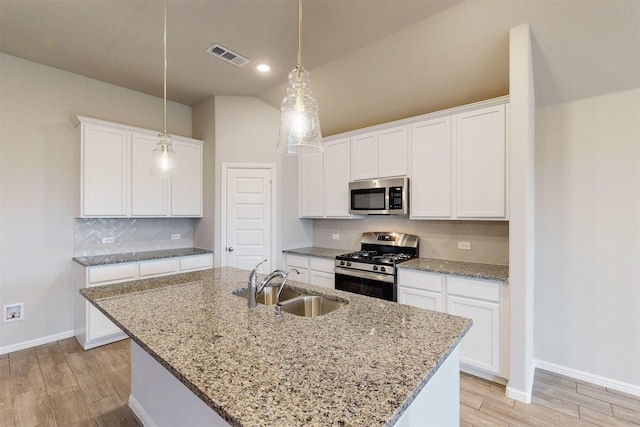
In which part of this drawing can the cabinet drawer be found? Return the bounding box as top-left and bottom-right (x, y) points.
(139, 258), (179, 277)
(88, 263), (137, 285)
(286, 254), (309, 269)
(309, 256), (335, 273)
(397, 269), (442, 293)
(447, 276), (500, 302)
(180, 254), (213, 272)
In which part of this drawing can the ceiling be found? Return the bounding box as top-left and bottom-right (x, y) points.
(1, 0), (639, 136)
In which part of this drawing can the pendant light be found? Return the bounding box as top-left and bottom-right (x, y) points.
(150, 0), (177, 178)
(276, 0), (323, 156)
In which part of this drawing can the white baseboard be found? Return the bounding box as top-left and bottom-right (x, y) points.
(505, 360), (536, 403)
(0, 329), (75, 355)
(129, 395), (156, 427)
(535, 359), (640, 397)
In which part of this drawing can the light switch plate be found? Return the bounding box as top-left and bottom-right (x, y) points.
(332, 234), (340, 240)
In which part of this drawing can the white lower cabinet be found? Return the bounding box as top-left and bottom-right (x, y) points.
(397, 269), (506, 379)
(75, 253), (212, 350)
(397, 270), (442, 311)
(284, 254), (335, 289)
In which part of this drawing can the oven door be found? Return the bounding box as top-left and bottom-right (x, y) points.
(334, 267), (396, 302)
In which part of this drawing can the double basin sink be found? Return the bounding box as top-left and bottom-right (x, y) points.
(234, 285), (347, 317)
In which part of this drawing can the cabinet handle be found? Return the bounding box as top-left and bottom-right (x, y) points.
(227, 247), (234, 252)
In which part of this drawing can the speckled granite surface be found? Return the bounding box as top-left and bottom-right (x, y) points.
(81, 266), (471, 426)
(282, 246), (349, 259)
(73, 247), (212, 267)
(399, 258), (509, 282)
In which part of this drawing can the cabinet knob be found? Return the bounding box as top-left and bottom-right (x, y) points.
(227, 247), (234, 252)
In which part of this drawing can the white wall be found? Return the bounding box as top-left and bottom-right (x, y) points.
(0, 53), (192, 351)
(192, 97), (216, 251)
(535, 88), (640, 388)
(212, 96), (312, 270)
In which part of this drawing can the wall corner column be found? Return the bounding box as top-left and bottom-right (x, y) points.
(506, 23), (536, 403)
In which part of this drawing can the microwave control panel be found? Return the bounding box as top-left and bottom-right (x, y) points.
(389, 186), (403, 210)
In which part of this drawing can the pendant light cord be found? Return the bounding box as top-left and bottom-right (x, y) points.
(163, 0), (168, 134)
(297, 0), (302, 67)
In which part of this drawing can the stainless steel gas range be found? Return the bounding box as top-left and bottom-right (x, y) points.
(334, 232), (419, 302)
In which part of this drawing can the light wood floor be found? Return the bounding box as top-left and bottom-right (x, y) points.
(1, 338), (638, 426)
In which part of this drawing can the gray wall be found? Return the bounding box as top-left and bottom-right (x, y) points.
(534, 88), (640, 386)
(0, 53), (193, 351)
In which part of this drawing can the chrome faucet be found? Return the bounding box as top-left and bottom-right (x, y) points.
(274, 268), (299, 317)
(247, 259), (267, 309)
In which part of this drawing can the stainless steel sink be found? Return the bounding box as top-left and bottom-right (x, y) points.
(277, 295), (347, 317)
(233, 285), (301, 306)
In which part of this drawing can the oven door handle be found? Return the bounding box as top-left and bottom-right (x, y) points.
(334, 267), (395, 284)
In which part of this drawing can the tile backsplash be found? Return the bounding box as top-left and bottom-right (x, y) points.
(74, 218), (194, 257)
(313, 218), (509, 265)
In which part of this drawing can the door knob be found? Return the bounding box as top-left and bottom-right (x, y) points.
(227, 247), (234, 252)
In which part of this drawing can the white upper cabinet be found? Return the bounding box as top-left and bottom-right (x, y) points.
(410, 100), (508, 220)
(323, 138), (353, 218)
(298, 153), (324, 218)
(131, 132), (169, 217)
(75, 116), (203, 218)
(378, 126), (409, 178)
(410, 117), (452, 218)
(456, 105), (506, 218)
(350, 125), (408, 180)
(298, 137), (359, 218)
(171, 139), (203, 217)
(77, 121), (130, 217)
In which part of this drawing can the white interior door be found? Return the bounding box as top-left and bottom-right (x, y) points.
(224, 168), (272, 272)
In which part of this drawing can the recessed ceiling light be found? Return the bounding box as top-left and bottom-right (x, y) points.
(256, 64), (271, 72)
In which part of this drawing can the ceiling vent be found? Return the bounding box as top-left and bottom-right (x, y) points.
(206, 43), (250, 67)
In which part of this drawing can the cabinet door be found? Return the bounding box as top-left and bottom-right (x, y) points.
(350, 132), (378, 180)
(131, 132), (169, 216)
(298, 154), (324, 217)
(324, 138), (352, 217)
(456, 105), (506, 218)
(447, 295), (500, 374)
(87, 305), (122, 341)
(378, 126), (408, 178)
(81, 123), (129, 216)
(410, 118), (452, 218)
(309, 270), (335, 289)
(398, 286), (442, 311)
(171, 139), (203, 217)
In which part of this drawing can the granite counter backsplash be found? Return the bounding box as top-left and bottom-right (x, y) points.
(81, 267), (471, 426)
(73, 247), (212, 267)
(399, 258), (509, 282)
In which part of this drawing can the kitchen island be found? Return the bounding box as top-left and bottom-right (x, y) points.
(81, 266), (472, 426)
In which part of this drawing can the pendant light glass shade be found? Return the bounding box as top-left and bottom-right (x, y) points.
(276, 0), (323, 156)
(150, 0), (177, 178)
(150, 131), (177, 178)
(277, 65), (323, 155)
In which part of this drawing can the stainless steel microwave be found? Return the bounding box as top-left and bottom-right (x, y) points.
(349, 177), (409, 215)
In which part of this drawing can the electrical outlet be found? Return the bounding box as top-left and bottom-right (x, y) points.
(102, 237), (115, 244)
(171, 234), (181, 240)
(332, 234), (340, 240)
(457, 241), (471, 250)
(3, 303), (24, 323)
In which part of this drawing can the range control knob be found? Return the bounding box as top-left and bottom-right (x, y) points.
(346, 262), (352, 267)
(381, 267), (386, 272)
(373, 265), (378, 271)
(339, 261), (345, 266)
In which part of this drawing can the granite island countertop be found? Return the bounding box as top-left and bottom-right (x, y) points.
(81, 266), (471, 426)
(73, 247), (213, 267)
(399, 258), (509, 282)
